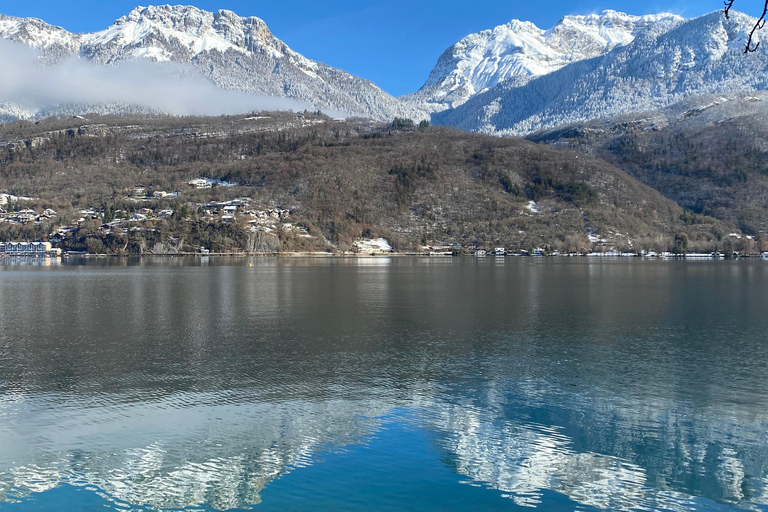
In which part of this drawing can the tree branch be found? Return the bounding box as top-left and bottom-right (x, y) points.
(723, 0), (736, 18)
(724, 0), (768, 53)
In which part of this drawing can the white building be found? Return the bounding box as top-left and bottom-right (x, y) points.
(0, 241), (59, 256)
(189, 179), (212, 189)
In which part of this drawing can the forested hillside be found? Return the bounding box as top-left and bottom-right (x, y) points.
(0, 112), (735, 254)
(529, 92), (768, 237)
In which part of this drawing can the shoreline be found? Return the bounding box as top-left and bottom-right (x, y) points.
(0, 251), (763, 260)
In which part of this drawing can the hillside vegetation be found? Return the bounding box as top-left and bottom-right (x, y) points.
(0, 112), (734, 254)
(529, 92), (768, 237)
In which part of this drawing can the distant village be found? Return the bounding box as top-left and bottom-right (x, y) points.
(0, 178), (308, 256)
(1, 180), (767, 259)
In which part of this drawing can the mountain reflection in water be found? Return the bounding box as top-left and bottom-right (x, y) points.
(0, 258), (766, 511)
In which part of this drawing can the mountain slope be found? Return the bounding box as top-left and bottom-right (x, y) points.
(433, 11), (766, 136)
(405, 10), (682, 112)
(528, 90), (768, 235)
(0, 114), (730, 253)
(0, 6), (424, 121)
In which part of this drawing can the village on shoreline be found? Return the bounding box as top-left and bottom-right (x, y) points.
(2, 177), (766, 260)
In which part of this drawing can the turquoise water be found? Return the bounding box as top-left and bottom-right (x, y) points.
(0, 257), (767, 511)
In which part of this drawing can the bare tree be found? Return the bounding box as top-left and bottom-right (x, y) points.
(724, 0), (768, 52)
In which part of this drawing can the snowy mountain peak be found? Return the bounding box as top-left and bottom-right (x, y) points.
(432, 9), (768, 136)
(408, 10), (684, 110)
(117, 4), (270, 40)
(84, 4), (288, 64)
(0, 4), (424, 122)
(0, 13), (80, 57)
(547, 10), (680, 48)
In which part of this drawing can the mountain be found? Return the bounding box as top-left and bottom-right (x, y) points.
(528, 90), (768, 235)
(3, 6), (766, 140)
(405, 10), (683, 112)
(0, 5), (425, 121)
(0, 13), (80, 61)
(433, 11), (768, 136)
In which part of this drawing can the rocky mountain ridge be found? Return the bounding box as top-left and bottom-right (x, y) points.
(432, 11), (766, 135)
(406, 10), (683, 112)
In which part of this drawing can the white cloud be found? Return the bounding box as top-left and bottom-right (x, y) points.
(0, 39), (311, 118)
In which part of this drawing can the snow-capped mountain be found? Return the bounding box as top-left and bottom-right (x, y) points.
(433, 11), (767, 135)
(405, 10), (683, 111)
(0, 13), (80, 60)
(2, 6), (766, 133)
(0, 5), (424, 121)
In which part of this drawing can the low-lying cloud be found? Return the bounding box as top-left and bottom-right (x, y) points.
(0, 39), (312, 118)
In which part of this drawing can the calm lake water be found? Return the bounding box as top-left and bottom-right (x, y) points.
(0, 257), (767, 512)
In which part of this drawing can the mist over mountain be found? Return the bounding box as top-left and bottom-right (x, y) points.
(0, 6), (425, 121)
(0, 39), (311, 121)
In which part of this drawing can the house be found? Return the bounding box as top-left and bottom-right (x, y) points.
(130, 213), (147, 222)
(130, 186), (147, 198)
(13, 210), (36, 224)
(0, 241), (57, 256)
(48, 233), (67, 243)
(189, 178), (212, 189)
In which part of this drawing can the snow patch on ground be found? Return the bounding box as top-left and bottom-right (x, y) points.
(587, 232), (604, 243)
(353, 238), (393, 254)
(0, 193), (37, 205)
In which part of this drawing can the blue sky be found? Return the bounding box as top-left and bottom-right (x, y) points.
(3, 1), (727, 96)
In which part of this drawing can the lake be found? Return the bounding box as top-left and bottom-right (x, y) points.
(0, 257), (767, 511)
